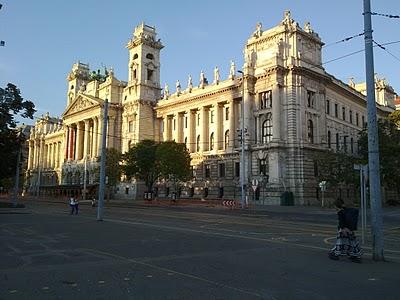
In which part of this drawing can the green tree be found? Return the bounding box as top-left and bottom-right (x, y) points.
(358, 112), (400, 192)
(122, 140), (191, 193)
(0, 83), (35, 186)
(313, 150), (358, 190)
(105, 148), (122, 187)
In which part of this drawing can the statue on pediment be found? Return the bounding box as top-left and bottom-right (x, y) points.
(187, 75), (193, 92)
(199, 70), (206, 88)
(213, 66), (220, 84)
(176, 80), (181, 95)
(163, 84), (169, 99)
(229, 60), (235, 79)
(253, 22), (263, 38)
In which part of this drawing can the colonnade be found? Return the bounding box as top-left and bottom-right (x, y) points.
(161, 100), (238, 153)
(28, 139), (61, 170)
(64, 117), (102, 161)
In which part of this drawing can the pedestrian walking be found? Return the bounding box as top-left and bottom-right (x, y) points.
(69, 196), (76, 215)
(329, 198), (362, 263)
(74, 197), (79, 215)
(91, 196), (96, 207)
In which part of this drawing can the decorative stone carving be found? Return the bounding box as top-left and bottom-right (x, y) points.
(213, 66), (220, 84)
(253, 22), (263, 38)
(199, 70), (206, 88)
(229, 60), (236, 79)
(176, 80), (181, 96)
(187, 75), (193, 92)
(163, 83), (169, 99)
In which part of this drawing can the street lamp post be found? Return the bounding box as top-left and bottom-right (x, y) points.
(237, 70), (245, 208)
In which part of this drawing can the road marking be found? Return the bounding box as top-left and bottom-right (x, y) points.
(98, 280), (105, 284)
(9, 290), (18, 294)
(82, 248), (266, 299)
(42, 286), (49, 290)
(124, 277), (130, 281)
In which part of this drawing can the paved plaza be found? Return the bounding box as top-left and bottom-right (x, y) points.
(1, 200), (399, 299)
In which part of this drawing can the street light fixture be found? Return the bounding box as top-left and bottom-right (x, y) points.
(237, 70), (245, 208)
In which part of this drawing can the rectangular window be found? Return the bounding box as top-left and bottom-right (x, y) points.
(343, 136), (348, 153)
(210, 110), (214, 124)
(205, 164), (211, 178)
(219, 163), (225, 178)
(259, 159), (267, 175)
(197, 114), (200, 126)
(342, 107), (346, 121)
(225, 107), (229, 120)
(362, 115), (366, 127)
(326, 100), (330, 115)
(128, 121), (134, 132)
(147, 69), (153, 81)
(356, 112), (359, 126)
(335, 104), (338, 117)
(260, 90), (272, 109)
(307, 90), (315, 108)
(185, 116), (188, 129)
(173, 119), (176, 130)
(235, 162), (240, 178)
(349, 110), (353, 124)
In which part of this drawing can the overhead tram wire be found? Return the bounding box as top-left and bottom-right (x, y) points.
(373, 40), (400, 63)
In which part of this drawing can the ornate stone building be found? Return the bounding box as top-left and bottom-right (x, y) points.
(26, 12), (396, 204)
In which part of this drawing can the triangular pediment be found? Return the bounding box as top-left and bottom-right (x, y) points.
(62, 93), (103, 117)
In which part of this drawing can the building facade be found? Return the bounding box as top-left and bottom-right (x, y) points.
(26, 12), (396, 204)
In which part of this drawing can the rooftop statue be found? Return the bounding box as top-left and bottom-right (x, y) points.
(214, 66), (220, 84)
(229, 60), (235, 79)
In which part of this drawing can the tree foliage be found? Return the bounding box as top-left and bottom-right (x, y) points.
(358, 112), (400, 191)
(0, 83), (35, 183)
(105, 148), (122, 187)
(122, 140), (191, 192)
(314, 150), (359, 188)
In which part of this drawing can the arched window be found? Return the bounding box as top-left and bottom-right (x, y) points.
(262, 114), (272, 143)
(210, 133), (215, 150)
(196, 135), (200, 152)
(133, 53), (138, 60)
(327, 131), (331, 148)
(224, 130), (229, 149)
(146, 53), (154, 60)
(307, 119), (314, 143)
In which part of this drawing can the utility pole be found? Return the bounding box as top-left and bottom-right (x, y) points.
(363, 0), (384, 261)
(97, 99), (108, 221)
(238, 70), (245, 208)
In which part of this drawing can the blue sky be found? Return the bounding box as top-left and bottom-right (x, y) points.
(1, 0), (399, 125)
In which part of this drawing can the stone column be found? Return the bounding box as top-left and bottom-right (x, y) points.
(200, 106), (208, 152)
(228, 100), (235, 149)
(64, 126), (69, 160)
(97, 117), (103, 156)
(107, 116), (115, 148)
(272, 84), (281, 141)
(162, 116), (168, 141)
(40, 139), (45, 169)
(27, 141), (33, 170)
(33, 140), (37, 168)
(75, 122), (83, 160)
(83, 119), (90, 158)
(93, 118), (98, 158)
(68, 126), (74, 160)
(215, 103), (222, 150)
(45, 144), (50, 169)
(50, 144), (53, 168)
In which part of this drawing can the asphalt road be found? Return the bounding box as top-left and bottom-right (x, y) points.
(1, 200), (399, 299)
